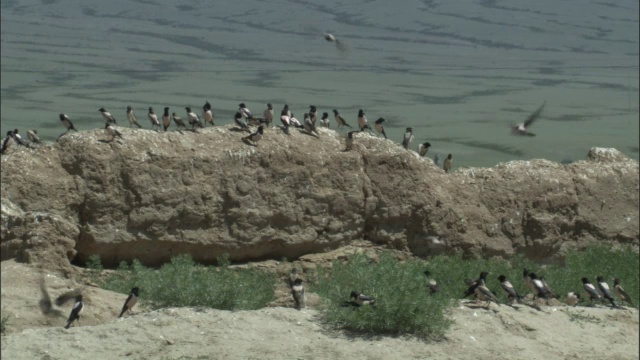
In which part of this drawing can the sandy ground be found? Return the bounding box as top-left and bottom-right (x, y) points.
(1, 260), (638, 360)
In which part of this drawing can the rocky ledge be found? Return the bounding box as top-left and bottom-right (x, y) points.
(1, 126), (638, 272)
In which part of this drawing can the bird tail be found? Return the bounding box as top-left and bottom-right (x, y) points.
(118, 308), (126, 318)
(382, 130), (387, 139)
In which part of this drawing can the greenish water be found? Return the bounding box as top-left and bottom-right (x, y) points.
(1, 0), (638, 168)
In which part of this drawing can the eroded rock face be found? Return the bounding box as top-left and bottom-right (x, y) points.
(1, 127), (638, 271)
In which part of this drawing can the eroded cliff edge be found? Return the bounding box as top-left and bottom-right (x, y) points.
(1, 126), (638, 271)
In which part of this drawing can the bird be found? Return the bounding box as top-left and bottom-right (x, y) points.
(283, 104), (292, 118)
(528, 273), (549, 300)
(523, 268), (534, 294)
(12, 129), (26, 146)
(242, 125), (264, 145)
(308, 105), (318, 125)
(596, 276), (619, 307)
(463, 271), (490, 299)
(289, 114), (304, 129)
(345, 131), (357, 151)
(350, 291), (375, 306)
(581, 277), (601, 304)
(147, 107), (161, 131)
(374, 118), (387, 139)
(323, 33), (349, 52)
(418, 142), (431, 157)
(262, 103), (273, 128)
(203, 101), (215, 127)
(99, 107), (117, 125)
(126, 106), (142, 128)
(540, 276), (558, 298)
(613, 278), (634, 306)
(566, 292), (581, 306)
(280, 108), (291, 135)
(26, 129), (42, 145)
(303, 113), (320, 137)
(320, 112), (330, 128)
(234, 112), (252, 133)
(333, 109), (352, 128)
(497, 275), (521, 304)
(291, 278), (305, 310)
(511, 101), (546, 136)
(172, 113), (186, 130)
(239, 103), (253, 119)
(119, 287), (140, 318)
(402, 127), (413, 149)
(105, 123), (123, 141)
(357, 109), (370, 132)
(64, 295), (84, 329)
(162, 107), (171, 131)
(443, 154), (453, 173)
(2, 131), (15, 154)
(185, 107), (204, 129)
(59, 113), (77, 132)
(475, 281), (501, 307)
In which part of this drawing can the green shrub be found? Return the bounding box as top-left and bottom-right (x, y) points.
(99, 254), (276, 311)
(311, 253), (454, 339)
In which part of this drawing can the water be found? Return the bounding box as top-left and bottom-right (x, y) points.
(1, 0), (638, 168)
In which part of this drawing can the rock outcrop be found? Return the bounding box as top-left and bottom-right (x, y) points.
(1, 126), (638, 271)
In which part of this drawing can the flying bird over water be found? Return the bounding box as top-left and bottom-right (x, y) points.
(374, 118), (387, 139)
(323, 33), (349, 53)
(511, 101), (546, 136)
(99, 107), (117, 125)
(126, 106), (142, 128)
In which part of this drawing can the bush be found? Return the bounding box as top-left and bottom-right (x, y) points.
(98, 254), (276, 311)
(311, 253), (454, 339)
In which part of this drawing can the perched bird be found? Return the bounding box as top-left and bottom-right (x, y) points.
(3, 130), (15, 154)
(105, 123), (123, 141)
(511, 101), (545, 136)
(172, 113), (186, 130)
(350, 291), (376, 306)
(242, 125), (264, 145)
(345, 131), (357, 151)
(12, 129), (26, 146)
(59, 113), (77, 132)
(185, 107), (204, 129)
(119, 287), (139, 318)
(320, 112), (330, 128)
(262, 103), (273, 128)
(291, 278), (305, 310)
(27, 129), (42, 144)
(596, 276), (618, 307)
(280, 108), (291, 135)
(239, 103), (253, 120)
(99, 107), (117, 125)
(333, 109), (352, 128)
(401, 127), (413, 149)
(540, 276), (558, 298)
(283, 104), (292, 118)
(234, 112), (252, 133)
(303, 113), (320, 137)
(528, 273), (549, 300)
(418, 142), (431, 157)
(443, 154), (453, 173)
(308, 105), (318, 125)
(289, 114), (304, 129)
(475, 281), (501, 307)
(323, 33), (349, 52)
(374, 118), (387, 139)
(498, 275), (521, 304)
(203, 101), (215, 126)
(148, 107), (161, 131)
(566, 292), (581, 306)
(357, 109), (370, 132)
(126, 106), (142, 128)
(64, 295), (84, 329)
(162, 107), (171, 131)
(581, 277), (601, 304)
(463, 271), (490, 299)
(613, 278), (634, 306)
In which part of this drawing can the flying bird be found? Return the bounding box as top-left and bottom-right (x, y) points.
(119, 287), (140, 318)
(511, 101), (546, 136)
(126, 106), (142, 128)
(323, 33), (349, 52)
(64, 295), (84, 329)
(402, 127), (413, 149)
(374, 118), (387, 139)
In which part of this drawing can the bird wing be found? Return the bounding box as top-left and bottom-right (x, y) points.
(523, 101), (546, 128)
